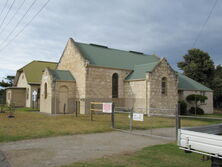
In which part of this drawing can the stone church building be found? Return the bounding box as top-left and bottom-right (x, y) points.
(7, 38), (213, 115)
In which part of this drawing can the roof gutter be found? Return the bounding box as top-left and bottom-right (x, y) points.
(178, 88), (213, 92)
(87, 64), (132, 71)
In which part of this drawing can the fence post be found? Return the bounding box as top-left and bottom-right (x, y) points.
(90, 102), (93, 121)
(176, 103), (181, 141)
(63, 103), (66, 115)
(75, 101), (78, 117)
(130, 107), (133, 132)
(111, 102), (115, 128)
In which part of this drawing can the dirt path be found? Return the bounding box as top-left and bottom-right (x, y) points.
(0, 131), (172, 167)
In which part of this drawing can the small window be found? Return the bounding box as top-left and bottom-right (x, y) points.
(26, 88), (29, 99)
(178, 90), (183, 95)
(112, 73), (118, 98)
(161, 77), (167, 95)
(44, 83), (47, 99)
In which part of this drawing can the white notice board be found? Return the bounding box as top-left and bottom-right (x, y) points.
(133, 113), (144, 121)
(102, 103), (112, 113)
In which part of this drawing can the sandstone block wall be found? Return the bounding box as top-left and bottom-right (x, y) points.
(124, 80), (146, 113)
(40, 68), (76, 114)
(57, 39), (89, 114)
(57, 39), (88, 99)
(84, 66), (131, 113)
(148, 59), (178, 115)
(86, 66), (130, 98)
(40, 69), (53, 114)
(52, 81), (76, 114)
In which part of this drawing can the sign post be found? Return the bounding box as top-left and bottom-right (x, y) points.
(111, 103), (115, 128)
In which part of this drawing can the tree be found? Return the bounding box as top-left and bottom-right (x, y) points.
(0, 75), (15, 104)
(211, 65), (222, 108)
(177, 48), (214, 87)
(0, 75), (15, 88)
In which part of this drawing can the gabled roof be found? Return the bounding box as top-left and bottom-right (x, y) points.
(74, 40), (212, 92)
(177, 73), (212, 92)
(125, 61), (159, 80)
(48, 69), (75, 81)
(75, 42), (160, 70)
(16, 61), (57, 84)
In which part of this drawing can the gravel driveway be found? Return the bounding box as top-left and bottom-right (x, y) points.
(0, 131), (172, 167)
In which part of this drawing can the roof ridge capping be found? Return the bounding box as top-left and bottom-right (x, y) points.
(134, 61), (160, 67)
(77, 40), (156, 57)
(34, 60), (58, 64)
(89, 43), (108, 48)
(129, 50), (143, 55)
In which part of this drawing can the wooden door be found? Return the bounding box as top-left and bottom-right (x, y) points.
(59, 86), (68, 114)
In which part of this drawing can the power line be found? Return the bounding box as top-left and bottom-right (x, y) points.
(0, 0), (26, 35)
(0, 0), (16, 30)
(0, 0), (51, 52)
(0, 0), (37, 47)
(0, 0), (9, 18)
(192, 0), (218, 48)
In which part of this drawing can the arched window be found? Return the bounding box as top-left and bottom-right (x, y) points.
(112, 73), (118, 98)
(161, 77), (167, 95)
(44, 83), (47, 99)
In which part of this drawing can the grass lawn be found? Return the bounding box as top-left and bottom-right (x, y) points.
(0, 108), (222, 142)
(60, 143), (211, 167)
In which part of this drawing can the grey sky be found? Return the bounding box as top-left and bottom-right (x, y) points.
(0, 0), (221, 80)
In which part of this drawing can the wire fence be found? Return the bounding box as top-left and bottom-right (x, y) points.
(113, 107), (176, 140)
(112, 107), (222, 141)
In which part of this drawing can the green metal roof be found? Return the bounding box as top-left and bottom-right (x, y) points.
(178, 73), (212, 91)
(124, 65), (212, 91)
(48, 69), (75, 81)
(125, 62), (159, 80)
(75, 42), (160, 70)
(19, 61), (57, 84)
(75, 41), (211, 91)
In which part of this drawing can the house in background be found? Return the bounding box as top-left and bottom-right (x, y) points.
(6, 38), (213, 114)
(6, 61), (57, 108)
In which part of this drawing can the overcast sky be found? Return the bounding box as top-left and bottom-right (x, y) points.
(0, 0), (221, 80)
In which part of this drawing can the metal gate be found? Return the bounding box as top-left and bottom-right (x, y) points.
(112, 107), (176, 140)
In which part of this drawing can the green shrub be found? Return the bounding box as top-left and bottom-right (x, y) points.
(178, 100), (187, 115)
(188, 107), (204, 115)
(0, 104), (5, 113)
(186, 94), (208, 103)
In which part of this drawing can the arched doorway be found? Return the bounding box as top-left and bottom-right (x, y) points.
(59, 86), (68, 114)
